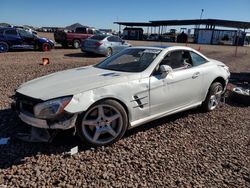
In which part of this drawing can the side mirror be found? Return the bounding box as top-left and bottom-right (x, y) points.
(160, 65), (172, 78)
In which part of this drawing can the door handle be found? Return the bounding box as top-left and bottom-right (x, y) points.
(192, 72), (200, 79)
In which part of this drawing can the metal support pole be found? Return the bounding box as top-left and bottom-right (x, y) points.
(119, 24), (121, 37)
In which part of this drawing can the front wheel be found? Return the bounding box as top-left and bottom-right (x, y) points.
(76, 100), (128, 147)
(202, 82), (223, 112)
(0, 42), (9, 53)
(42, 43), (51, 51)
(106, 47), (112, 57)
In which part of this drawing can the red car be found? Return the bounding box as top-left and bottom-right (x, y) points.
(54, 27), (100, 49)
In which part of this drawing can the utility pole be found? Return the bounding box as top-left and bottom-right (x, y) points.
(198, 9), (204, 29)
(200, 9), (204, 20)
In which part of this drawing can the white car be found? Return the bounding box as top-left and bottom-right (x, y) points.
(13, 46), (230, 146)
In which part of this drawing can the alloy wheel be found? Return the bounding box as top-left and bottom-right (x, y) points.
(208, 84), (223, 110)
(107, 48), (112, 57)
(81, 104), (123, 145)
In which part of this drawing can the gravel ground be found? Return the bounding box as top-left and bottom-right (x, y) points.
(0, 37), (249, 187)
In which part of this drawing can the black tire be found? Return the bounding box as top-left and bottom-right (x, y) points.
(76, 100), (128, 147)
(0, 42), (9, 53)
(202, 82), (223, 112)
(106, 47), (112, 57)
(42, 42), (51, 51)
(73, 39), (81, 49)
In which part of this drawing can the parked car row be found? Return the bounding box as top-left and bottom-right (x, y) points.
(0, 27), (54, 52)
(0, 26), (131, 56)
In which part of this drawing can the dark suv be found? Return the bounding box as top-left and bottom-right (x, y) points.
(0, 27), (54, 52)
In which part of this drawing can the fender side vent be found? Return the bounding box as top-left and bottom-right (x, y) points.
(132, 95), (148, 108)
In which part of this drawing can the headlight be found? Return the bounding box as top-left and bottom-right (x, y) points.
(34, 97), (72, 119)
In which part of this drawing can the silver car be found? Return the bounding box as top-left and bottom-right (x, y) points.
(81, 35), (131, 56)
(14, 46), (230, 147)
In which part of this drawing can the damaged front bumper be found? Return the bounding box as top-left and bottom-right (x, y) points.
(18, 111), (78, 130)
(12, 101), (78, 130)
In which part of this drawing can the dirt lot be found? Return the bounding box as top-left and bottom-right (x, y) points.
(0, 32), (249, 187)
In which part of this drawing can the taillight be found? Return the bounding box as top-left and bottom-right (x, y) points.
(95, 42), (102, 46)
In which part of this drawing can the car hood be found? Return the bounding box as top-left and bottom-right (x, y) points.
(37, 37), (54, 45)
(17, 66), (137, 100)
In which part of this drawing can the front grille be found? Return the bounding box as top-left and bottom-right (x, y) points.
(15, 92), (43, 115)
(20, 101), (34, 114)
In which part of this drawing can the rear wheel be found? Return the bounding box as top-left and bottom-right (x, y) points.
(73, 39), (81, 49)
(202, 82), (223, 111)
(0, 42), (9, 53)
(42, 43), (51, 51)
(106, 47), (112, 57)
(76, 100), (128, 147)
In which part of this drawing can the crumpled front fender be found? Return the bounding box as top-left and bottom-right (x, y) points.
(64, 89), (128, 114)
(64, 90), (95, 113)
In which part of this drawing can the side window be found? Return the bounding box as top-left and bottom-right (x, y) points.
(5, 29), (18, 36)
(153, 50), (192, 75)
(75, 27), (86, 34)
(115, 36), (122, 42)
(190, 52), (207, 66)
(18, 30), (33, 38)
(160, 51), (185, 69)
(88, 29), (94, 34)
(107, 36), (115, 42)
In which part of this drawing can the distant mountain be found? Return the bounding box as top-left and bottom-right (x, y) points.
(0, 23), (11, 27)
(65, 23), (87, 30)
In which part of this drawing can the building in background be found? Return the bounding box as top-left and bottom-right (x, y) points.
(122, 27), (144, 40)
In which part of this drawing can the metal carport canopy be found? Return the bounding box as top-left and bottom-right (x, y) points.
(150, 19), (250, 29)
(114, 19), (250, 29)
(113, 22), (158, 27)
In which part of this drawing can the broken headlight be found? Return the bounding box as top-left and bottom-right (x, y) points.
(34, 97), (72, 119)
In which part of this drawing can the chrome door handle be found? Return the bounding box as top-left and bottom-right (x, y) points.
(192, 72), (200, 79)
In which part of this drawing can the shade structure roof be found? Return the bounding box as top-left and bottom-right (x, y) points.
(114, 22), (158, 27)
(114, 19), (250, 29)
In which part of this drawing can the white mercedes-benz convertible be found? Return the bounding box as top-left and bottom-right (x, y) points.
(13, 46), (230, 146)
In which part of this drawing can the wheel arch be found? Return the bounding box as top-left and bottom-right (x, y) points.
(211, 76), (226, 89)
(85, 97), (130, 122)
(203, 76), (226, 102)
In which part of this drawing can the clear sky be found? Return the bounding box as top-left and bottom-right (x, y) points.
(1, 0), (250, 30)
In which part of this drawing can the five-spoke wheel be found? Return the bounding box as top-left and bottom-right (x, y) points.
(77, 100), (128, 146)
(202, 82), (223, 111)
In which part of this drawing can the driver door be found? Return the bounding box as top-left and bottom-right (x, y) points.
(18, 30), (36, 49)
(149, 50), (203, 115)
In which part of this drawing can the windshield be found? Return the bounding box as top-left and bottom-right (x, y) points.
(95, 48), (161, 72)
